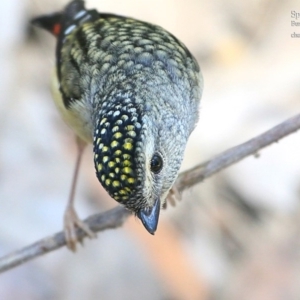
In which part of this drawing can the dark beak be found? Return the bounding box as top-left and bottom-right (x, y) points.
(137, 198), (160, 234)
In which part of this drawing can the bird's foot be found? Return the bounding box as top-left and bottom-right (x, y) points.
(64, 205), (96, 252)
(164, 186), (182, 209)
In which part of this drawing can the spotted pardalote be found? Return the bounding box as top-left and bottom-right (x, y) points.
(32, 0), (203, 242)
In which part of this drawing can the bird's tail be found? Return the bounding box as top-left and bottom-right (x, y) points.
(31, 0), (98, 37)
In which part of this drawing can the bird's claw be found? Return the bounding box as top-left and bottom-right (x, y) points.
(64, 206), (96, 252)
(164, 186), (181, 209)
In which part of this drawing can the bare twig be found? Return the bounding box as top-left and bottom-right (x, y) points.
(0, 206), (130, 273)
(176, 113), (300, 191)
(0, 113), (300, 273)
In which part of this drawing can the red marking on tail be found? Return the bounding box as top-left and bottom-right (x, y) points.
(52, 23), (61, 36)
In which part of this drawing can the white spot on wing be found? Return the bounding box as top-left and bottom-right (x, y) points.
(64, 24), (76, 35)
(113, 110), (120, 117)
(74, 10), (86, 20)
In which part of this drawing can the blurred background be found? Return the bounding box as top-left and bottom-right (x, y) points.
(0, 0), (300, 299)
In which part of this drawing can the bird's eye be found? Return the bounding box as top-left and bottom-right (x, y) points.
(150, 153), (163, 174)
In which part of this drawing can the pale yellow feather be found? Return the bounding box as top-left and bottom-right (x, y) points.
(51, 69), (93, 143)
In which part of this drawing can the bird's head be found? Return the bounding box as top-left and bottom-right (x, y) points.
(93, 91), (190, 234)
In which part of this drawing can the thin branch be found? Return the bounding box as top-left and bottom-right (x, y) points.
(176, 113), (300, 191)
(1, 113), (300, 273)
(0, 206), (130, 273)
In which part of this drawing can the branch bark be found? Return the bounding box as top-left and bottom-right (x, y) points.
(1, 113), (300, 273)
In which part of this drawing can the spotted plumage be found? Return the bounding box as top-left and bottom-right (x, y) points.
(32, 0), (203, 237)
(93, 95), (144, 206)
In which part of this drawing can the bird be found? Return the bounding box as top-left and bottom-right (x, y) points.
(31, 0), (203, 251)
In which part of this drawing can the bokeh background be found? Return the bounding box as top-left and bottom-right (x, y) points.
(1, 0), (300, 299)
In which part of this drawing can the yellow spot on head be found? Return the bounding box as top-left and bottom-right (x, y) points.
(102, 146), (109, 153)
(114, 150), (122, 156)
(109, 173), (115, 178)
(100, 118), (107, 125)
(115, 157), (121, 163)
(101, 175), (105, 181)
(112, 180), (120, 187)
(112, 126), (119, 132)
(123, 167), (132, 174)
(105, 179), (111, 186)
(121, 174), (127, 181)
(96, 138), (101, 145)
(123, 142), (133, 150)
(127, 131), (136, 138)
(115, 167), (120, 174)
(123, 160), (131, 167)
(123, 154), (131, 160)
(97, 163), (102, 172)
(119, 189), (128, 195)
(108, 161), (115, 168)
(103, 156), (109, 163)
(111, 140), (119, 148)
(126, 125), (134, 131)
(125, 138), (133, 143)
(99, 143), (104, 149)
(128, 177), (135, 184)
(113, 132), (122, 139)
